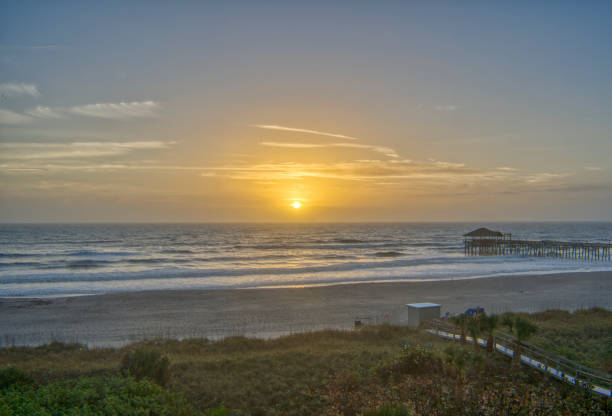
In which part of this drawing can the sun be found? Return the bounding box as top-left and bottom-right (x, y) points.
(292, 201), (301, 209)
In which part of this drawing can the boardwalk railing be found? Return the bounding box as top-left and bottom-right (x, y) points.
(465, 238), (612, 261)
(425, 319), (612, 398)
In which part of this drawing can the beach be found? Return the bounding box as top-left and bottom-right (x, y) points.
(1, 270), (610, 348)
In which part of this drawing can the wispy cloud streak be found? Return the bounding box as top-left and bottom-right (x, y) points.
(0, 45), (63, 51)
(16, 101), (161, 121)
(0, 141), (175, 160)
(4, 157), (600, 199)
(25, 106), (65, 119)
(0, 109), (33, 124)
(253, 124), (360, 140)
(0, 83), (40, 97)
(68, 101), (160, 119)
(260, 141), (399, 158)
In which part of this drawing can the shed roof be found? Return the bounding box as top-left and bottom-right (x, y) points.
(406, 302), (440, 308)
(463, 227), (503, 238)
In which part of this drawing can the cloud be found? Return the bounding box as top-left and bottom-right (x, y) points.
(429, 160), (465, 169)
(260, 141), (399, 158)
(541, 182), (612, 193)
(0, 45), (63, 51)
(523, 172), (572, 184)
(25, 106), (65, 119)
(0, 141), (174, 160)
(1, 137), (590, 199)
(1, 157), (593, 198)
(0, 109), (33, 124)
(201, 160), (495, 184)
(1, 100), (161, 124)
(253, 124), (360, 140)
(0, 83), (40, 97)
(19, 101), (160, 121)
(68, 101), (160, 119)
(584, 166), (603, 171)
(434, 105), (458, 111)
(259, 142), (324, 149)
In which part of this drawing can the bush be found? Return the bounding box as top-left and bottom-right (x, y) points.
(0, 376), (200, 415)
(204, 407), (233, 416)
(120, 348), (170, 386)
(0, 367), (34, 391)
(378, 344), (443, 382)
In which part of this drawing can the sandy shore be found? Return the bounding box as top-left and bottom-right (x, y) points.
(1, 271), (611, 348)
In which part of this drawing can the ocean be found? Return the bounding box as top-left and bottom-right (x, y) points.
(1, 222), (611, 298)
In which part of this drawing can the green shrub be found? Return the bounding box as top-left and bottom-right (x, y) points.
(120, 348), (170, 386)
(0, 367), (34, 391)
(204, 406), (233, 416)
(0, 376), (200, 415)
(378, 344), (443, 382)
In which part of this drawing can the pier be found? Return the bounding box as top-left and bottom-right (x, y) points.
(464, 227), (612, 262)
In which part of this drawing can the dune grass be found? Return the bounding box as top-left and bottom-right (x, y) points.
(1, 308), (611, 415)
(517, 307), (612, 373)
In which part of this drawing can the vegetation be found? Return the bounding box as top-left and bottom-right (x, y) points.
(0, 371), (201, 416)
(377, 343), (443, 383)
(479, 314), (500, 354)
(520, 307), (612, 373)
(466, 316), (482, 352)
(363, 405), (411, 416)
(449, 314), (468, 344)
(444, 345), (483, 405)
(501, 315), (538, 365)
(0, 308), (610, 415)
(0, 367), (33, 391)
(120, 348), (171, 386)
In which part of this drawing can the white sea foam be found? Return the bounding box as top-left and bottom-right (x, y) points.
(1, 223), (611, 297)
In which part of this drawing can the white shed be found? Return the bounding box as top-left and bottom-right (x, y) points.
(406, 303), (441, 327)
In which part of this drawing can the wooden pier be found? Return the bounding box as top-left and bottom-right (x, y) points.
(464, 228), (611, 262)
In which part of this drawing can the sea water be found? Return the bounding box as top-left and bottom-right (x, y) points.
(1, 222), (611, 297)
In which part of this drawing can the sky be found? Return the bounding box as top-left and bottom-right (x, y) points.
(1, 1), (611, 222)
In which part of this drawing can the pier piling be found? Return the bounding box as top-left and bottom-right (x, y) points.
(464, 238), (612, 262)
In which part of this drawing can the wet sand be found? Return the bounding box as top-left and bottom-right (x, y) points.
(1, 271), (610, 348)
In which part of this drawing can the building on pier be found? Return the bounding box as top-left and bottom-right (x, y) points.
(463, 227), (511, 240)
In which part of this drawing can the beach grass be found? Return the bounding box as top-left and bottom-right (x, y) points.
(1, 308), (611, 415)
(515, 307), (612, 373)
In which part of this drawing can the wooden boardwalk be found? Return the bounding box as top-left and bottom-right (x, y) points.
(465, 238), (612, 262)
(426, 319), (612, 398)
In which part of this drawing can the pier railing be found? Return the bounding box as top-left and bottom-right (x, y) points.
(464, 238), (612, 261)
(425, 319), (612, 397)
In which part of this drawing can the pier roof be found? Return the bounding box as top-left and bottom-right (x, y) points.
(464, 227), (503, 238)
